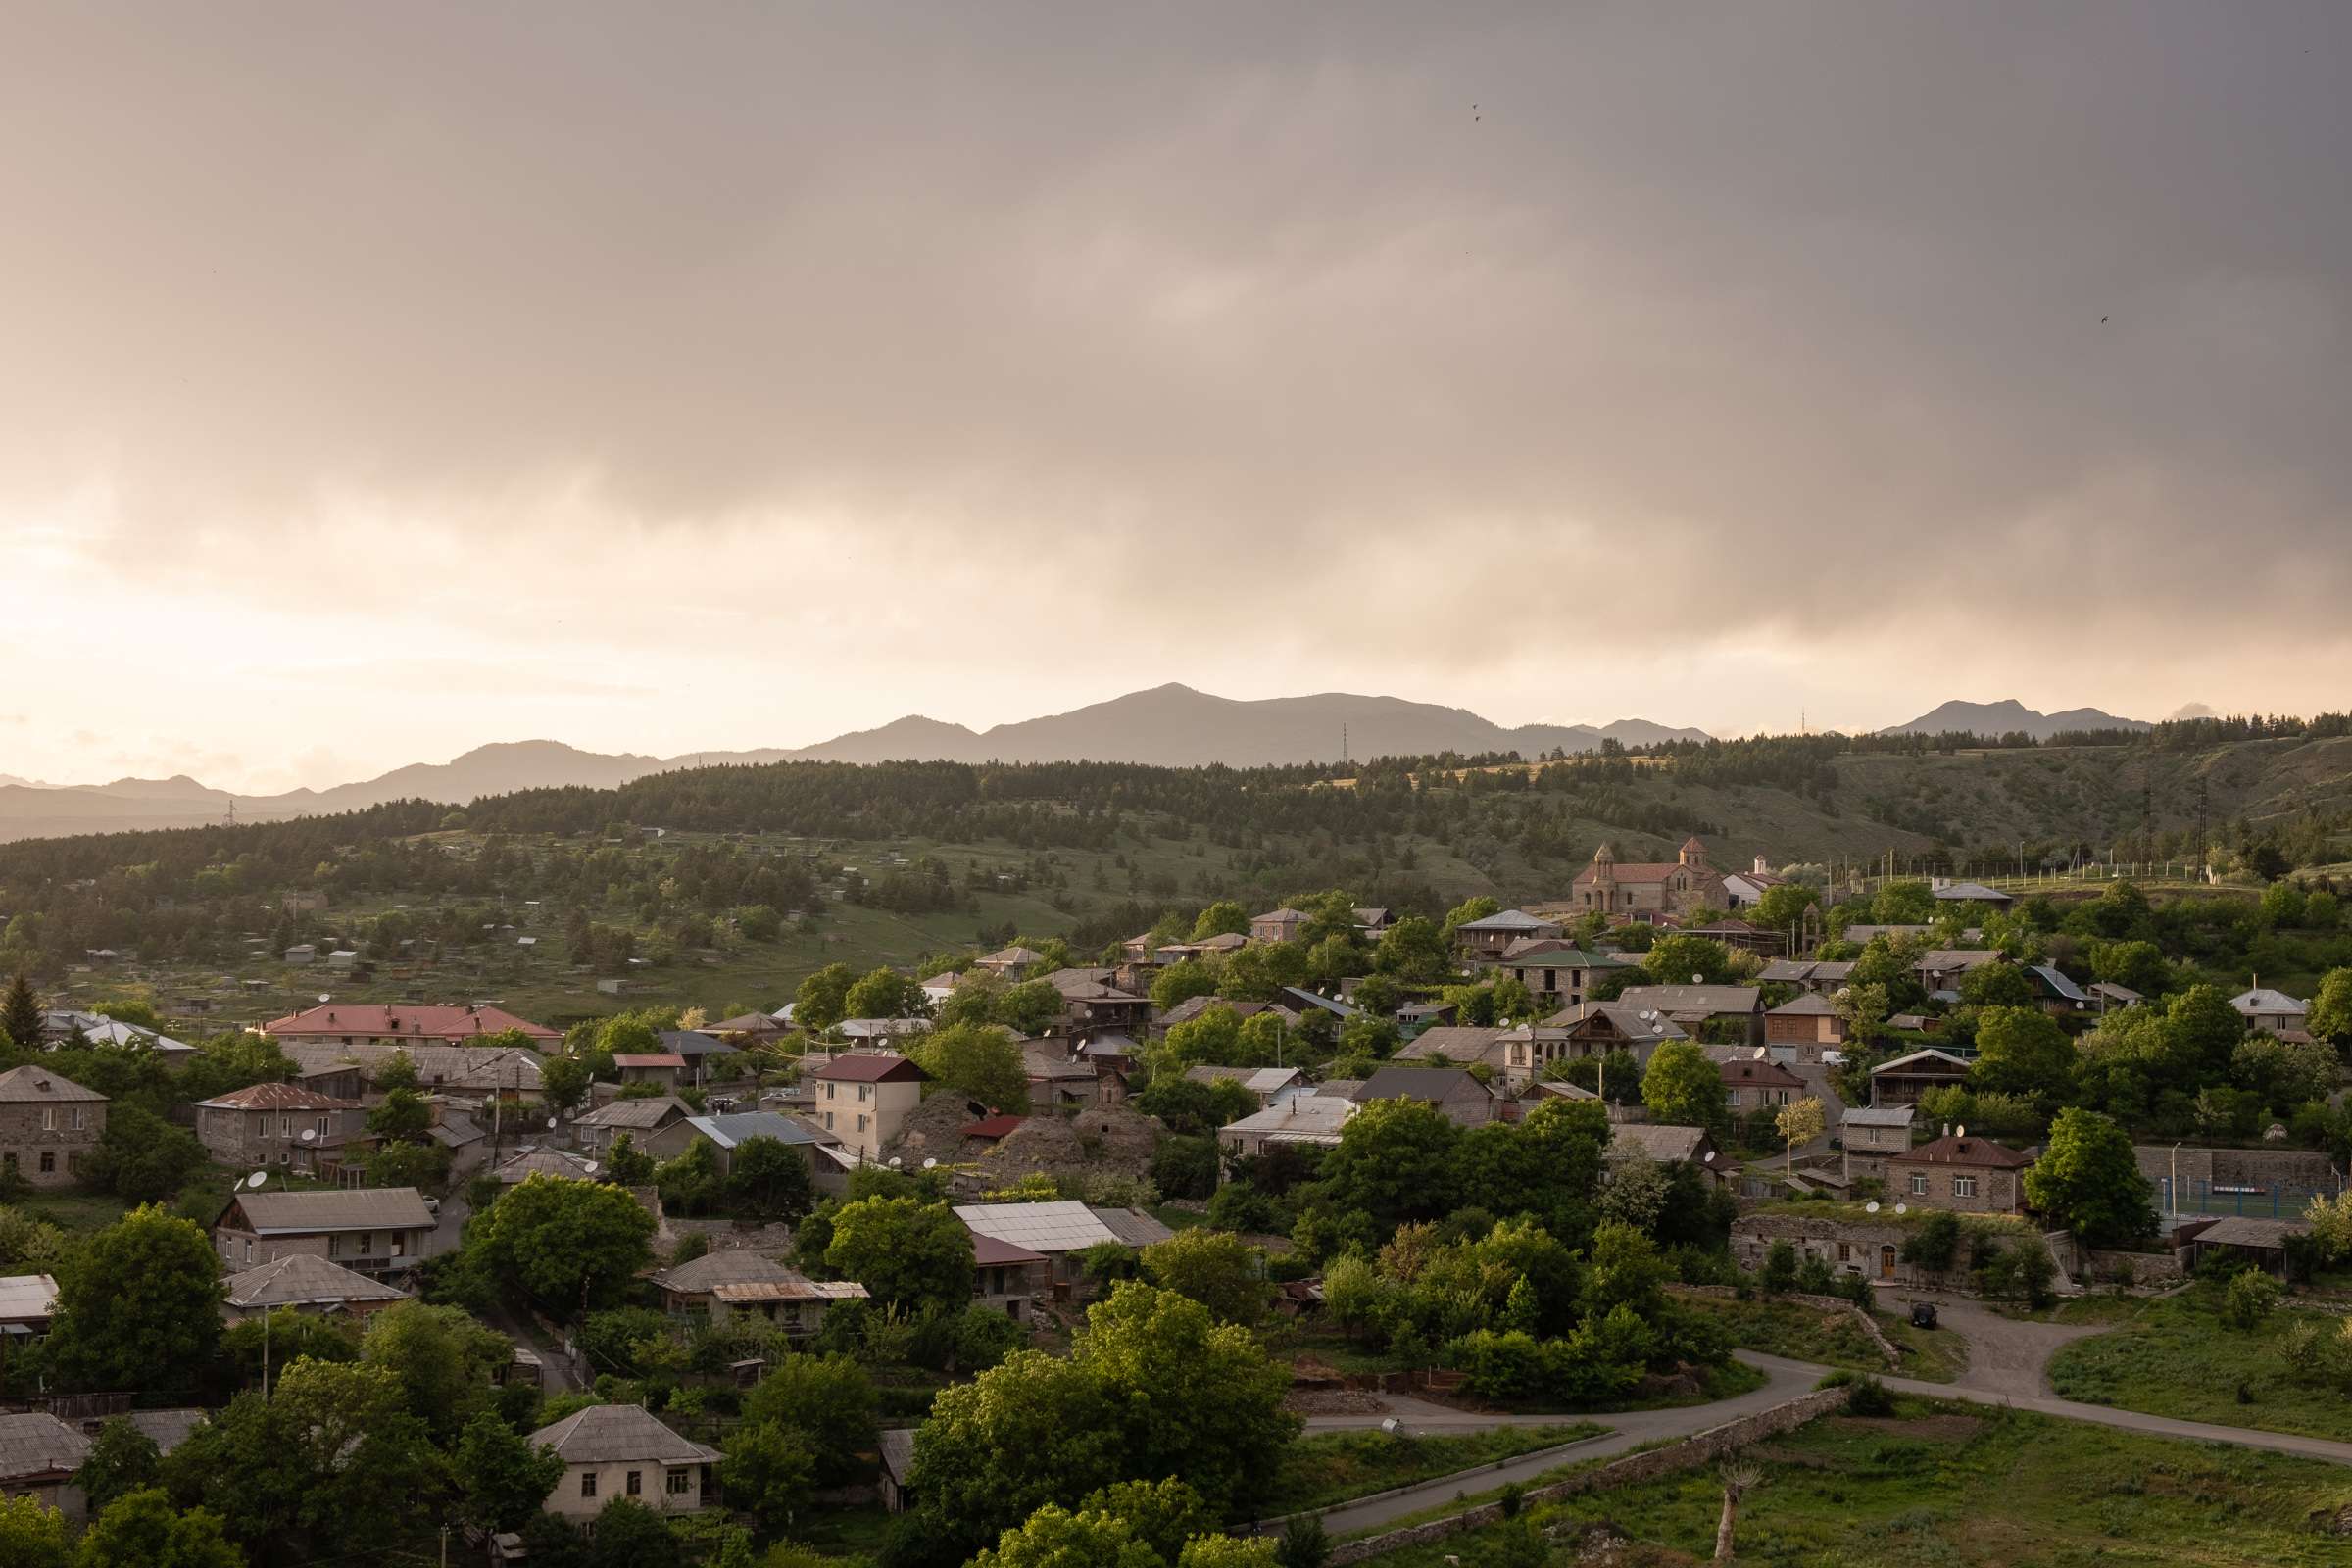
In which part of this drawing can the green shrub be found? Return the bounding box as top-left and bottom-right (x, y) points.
(2222, 1268), (2281, 1331)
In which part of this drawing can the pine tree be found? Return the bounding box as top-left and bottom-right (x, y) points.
(0, 974), (42, 1054)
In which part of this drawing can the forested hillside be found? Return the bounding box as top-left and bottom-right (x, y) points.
(1, 727), (2347, 1019)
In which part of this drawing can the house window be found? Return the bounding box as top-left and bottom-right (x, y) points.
(1952, 1175), (1978, 1199)
(1908, 1173), (1930, 1196)
(40, 1107), (53, 1131)
(38, 1152), (54, 1174)
(858, 1114), (869, 1133)
(626, 1470), (642, 1496)
(581, 1473), (597, 1498)
(665, 1468), (690, 1495)
(70, 1107), (82, 1131)
(354, 1231), (372, 1256)
(1838, 1243), (1851, 1263)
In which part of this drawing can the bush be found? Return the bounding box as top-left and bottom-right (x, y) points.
(2222, 1268), (2281, 1331)
(1843, 1373), (1895, 1416)
(1760, 1241), (1798, 1294)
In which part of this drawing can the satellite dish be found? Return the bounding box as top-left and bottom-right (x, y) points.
(1702, 1151), (1715, 1163)
(245, 1170), (268, 1189)
(583, 1161), (600, 1176)
(1954, 1124), (1967, 1139)
(318, 993), (332, 1004)
(299, 1128), (317, 1143)
(922, 1158), (937, 1170)
(547, 1116), (559, 1130)
(1865, 1200), (1881, 1213)
(1691, 973), (1702, 985)
(1894, 1202), (1908, 1215)
(888, 1157), (903, 1168)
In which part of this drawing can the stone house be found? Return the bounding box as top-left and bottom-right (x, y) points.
(972, 1233), (1051, 1321)
(529, 1404), (721, 1520)
(1349, 1065), (1497, 1127)
(1614, 985), (1765, 1046)
(572, 1095), (691, 1155)
(1218, 1094), (1356, 1161)
(0, 1066), (107, 1189)
(1492, 944), (1635, 1010)
(612, 1052), (687, 1091)
(650, 1250), (868, 1334)
(2230, 987), (2309, 1037)
(809, 1052), (928, 1160)
(1570, 839), (1729, 920)
(1912, 950), (2005, 993)
(1249, 907), (1307, 944)
(0, 1410), (90, 1520)
(1719, 1057), (1805, 1114)
(1452, 908), (1565, 962)
(1839, 1105), (1916, 1182)
(194, 1081), (365, 1173)
(213, 1187), (436, 1276)
(220, 1252), (409, 1321)
(1886, 1133), (2033, 1215)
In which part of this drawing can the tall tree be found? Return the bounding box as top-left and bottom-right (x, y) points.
(0, 973), (42, 1054)
(1640, 1039), (1725, 1132)
(2024, 1107), (2156, 1247)
(48, 1206), (222, 1395)
(467, 1173), (656, 1316)
(454, 1411), (565, 1535)
(726, 1136), (817, 1223)
(73, 1488), (244, 1568)
(824, 1196), (975, 1313)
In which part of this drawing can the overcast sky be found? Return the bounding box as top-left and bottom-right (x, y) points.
(3, 3), (2347, 792)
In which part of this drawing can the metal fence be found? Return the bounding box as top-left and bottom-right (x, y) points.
(2157, 1177), (2337, 1219)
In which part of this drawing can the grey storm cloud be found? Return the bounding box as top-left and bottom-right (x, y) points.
(1, 1), (2348, 719)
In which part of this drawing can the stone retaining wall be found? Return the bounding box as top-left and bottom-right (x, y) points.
(2083, 1247), (2187, 1289)
(1325, 1389), (1848, 1565)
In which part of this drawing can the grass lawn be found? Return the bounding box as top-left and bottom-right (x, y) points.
(1259, 1424), (1602, 1516)
(2046, 1283), (2352, 1443)
(796, 1502), (896, 1560)
(1362, 1395), (2352, 1566)
(15, 1188), (133, 1233)
(1684, 1294), (1967, 1384)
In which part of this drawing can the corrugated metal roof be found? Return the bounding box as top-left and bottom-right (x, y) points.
(955, 1200), (1123, 1253)
(225, 1186), (434, 1234)
(529, 1403), (721, 1465)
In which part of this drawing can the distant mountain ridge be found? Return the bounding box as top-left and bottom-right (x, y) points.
(0, 684), (1711, 841)
(1878, 698), (2153, 740)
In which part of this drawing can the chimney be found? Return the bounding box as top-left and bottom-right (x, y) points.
(1754, 854), (1769, 875)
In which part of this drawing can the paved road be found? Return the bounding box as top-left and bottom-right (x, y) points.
(1742, 1351), (2352, 1466)
(1289, 1345), (2352, 1539)
(1292, 1356), (1823, 1536)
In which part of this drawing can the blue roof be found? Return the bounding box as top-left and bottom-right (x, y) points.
(686, 1110), (825, 1149)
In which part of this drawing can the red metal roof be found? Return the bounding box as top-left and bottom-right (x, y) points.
(612, 1054), (687, 1068)
(810, 1053), (927, 1083)
(197, 1081), (360, 1111)
(960, 1114), (1026, 1140)
(971, 1233), (1047, 1266)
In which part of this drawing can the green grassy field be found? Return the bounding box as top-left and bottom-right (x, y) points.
(2045, 1283), (2352, 1443)
(1362, 1396), (2352, 1566)
(1683, 1294), (1967, 1384)
(1259, 1424), (1601, 1516)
